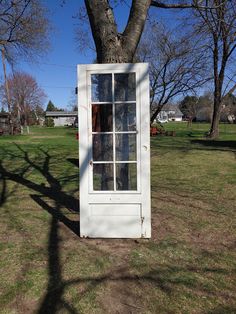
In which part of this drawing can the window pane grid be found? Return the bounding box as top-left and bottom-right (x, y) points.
(91, 72), (138, 191)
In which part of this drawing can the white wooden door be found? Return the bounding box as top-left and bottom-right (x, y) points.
(78, 63), (151, 238)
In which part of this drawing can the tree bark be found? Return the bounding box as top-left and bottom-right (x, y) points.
(208, 33), (226, 139)
(208, 101), (221, 138)
(84, 0), (151, 63)
(1, 48), (13, 135)
(208, 38), (221, 138)
(209, 80), (223, 138)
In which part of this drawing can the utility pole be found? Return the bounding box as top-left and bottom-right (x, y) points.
(1, 48), (13, 134)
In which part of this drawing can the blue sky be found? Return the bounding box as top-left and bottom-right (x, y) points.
(1, 1), (182, 110)
(13, 0), (94, 110)
(5, 0), (134, 110)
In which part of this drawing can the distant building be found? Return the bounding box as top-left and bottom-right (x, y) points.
(167, 107), (183, 122)
(45, 111), (78, 127)
(157, 110), (168, 123)
(157, 105), (183, 122)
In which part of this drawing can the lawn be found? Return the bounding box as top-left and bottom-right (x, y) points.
(0, 123), (236, 314)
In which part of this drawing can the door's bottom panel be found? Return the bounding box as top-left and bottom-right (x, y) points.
(90, 203), (140, 216)
(81, 204), (142, 238)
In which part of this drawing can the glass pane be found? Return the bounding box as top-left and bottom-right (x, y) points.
(116, 163), (137, 190)
(115, 103), (136, 131)
(93, 164), (114, 191)
(114, 73), (136, 101)
(116, 134), (136, 161)
(92, 104), (112, 132)
(91, 74), (112, 102)
(93, 134), (113, 161)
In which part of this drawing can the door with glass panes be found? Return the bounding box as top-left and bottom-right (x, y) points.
(78, 63), (151, 238)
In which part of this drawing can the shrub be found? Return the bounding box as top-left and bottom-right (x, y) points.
(44, 117), (54, 127)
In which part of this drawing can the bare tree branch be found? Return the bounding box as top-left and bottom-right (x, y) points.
(0, 0), (50, 63)
(151, 0), (224, 10)
(137, 21), (209, 123)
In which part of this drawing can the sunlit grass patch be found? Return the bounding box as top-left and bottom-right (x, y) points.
(0, 124), (235, 313)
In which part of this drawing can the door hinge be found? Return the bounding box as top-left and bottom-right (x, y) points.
(141, 217), (144, 224)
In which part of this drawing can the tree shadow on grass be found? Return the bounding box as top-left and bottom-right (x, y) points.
(34, 196), (79, 314)
(0, 145), (79, 213)
(67, 158), (79, 168)
(0, 171), (6, 207)
(191, 139), (236, 152)
(0, 144), (235, 313)
(36, 248), (235, 313)
(0, 144), (81, 312)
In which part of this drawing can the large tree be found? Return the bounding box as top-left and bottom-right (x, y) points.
(46, 100), (59, 112)
(0, 71), (46, 133)
(179, 95), (199, 121)
(84, 0), (152, 63)
(84, 1), (236, 138)
(0, 0), (49, 133)
(83, 1), (207, 64)
(45, 100), (64, 112)
(192, 0), (236, 137)
(137, 21), (208, 124)
(83, 0), (205, 189)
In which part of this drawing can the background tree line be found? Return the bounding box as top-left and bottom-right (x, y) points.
(179, 92), (236, 123)
(1, 0), (236, 138)
(0, 0), (49, 134)
(0, 71), (45, 133)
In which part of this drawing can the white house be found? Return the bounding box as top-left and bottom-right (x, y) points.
(157, 105), (183, 122)
(45, 111), (78, 127)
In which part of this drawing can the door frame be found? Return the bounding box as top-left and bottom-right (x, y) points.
(78, 63), (151, 238)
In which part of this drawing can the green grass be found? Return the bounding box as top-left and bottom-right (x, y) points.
(0, 123), (236, 313)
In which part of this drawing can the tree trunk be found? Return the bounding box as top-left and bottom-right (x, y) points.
(208, 78), (222, 138)
(208, 99), (221, 138)
(1, 48), (13, 135)
(208, 39), (221, 139)
(85, 0), (151, 190)
(85, 0), (151, 63)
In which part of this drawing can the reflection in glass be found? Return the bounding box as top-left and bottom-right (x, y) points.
(93, 134), (113, 161)
(115, 103), (136, 131)
(92, 104), (113, 132)
(93, 164), (114, 190)
(116, 163), (137, 190)
(91, 74), (112, 102)
(116, 134), (136, 161)
(114, 73), (136, 101)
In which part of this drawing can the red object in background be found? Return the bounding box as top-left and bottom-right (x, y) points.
(76, 132), (79, 140)
(150, 127), (158, 136)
